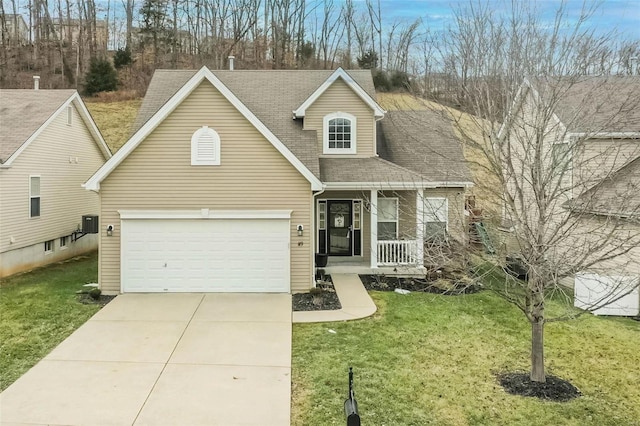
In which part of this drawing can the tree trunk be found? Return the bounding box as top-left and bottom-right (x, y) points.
(530, 319), (545, 382)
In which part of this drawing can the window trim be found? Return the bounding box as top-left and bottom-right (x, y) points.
(29, 175), (41, 218)
(323, 112), (356, 154)
(44, 239), (54, 253)
(191, 126), (221, 166)
(423, 197), (449, 232)
(377, 197), (398, 240)
(60, 236), (68, 249)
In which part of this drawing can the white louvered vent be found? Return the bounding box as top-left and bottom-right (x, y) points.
(191, 126), (220, 165)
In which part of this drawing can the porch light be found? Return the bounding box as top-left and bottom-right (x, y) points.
(106, 224), (114, 237)
(297, 224), (304, 236)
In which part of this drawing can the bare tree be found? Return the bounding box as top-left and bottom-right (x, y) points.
(439, 0), (640, 384)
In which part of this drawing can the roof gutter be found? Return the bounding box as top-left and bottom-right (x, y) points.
(323, 181), (474, 191)
(567, 132), (640, 139)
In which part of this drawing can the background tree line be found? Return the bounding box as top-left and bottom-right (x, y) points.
(1, 0), (638, 106)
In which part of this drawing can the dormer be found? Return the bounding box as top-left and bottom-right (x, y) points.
(293, 68), (385, 158)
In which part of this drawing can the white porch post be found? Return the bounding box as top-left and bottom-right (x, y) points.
(416, 188), (424, 268)
(370, 189), (378, 268)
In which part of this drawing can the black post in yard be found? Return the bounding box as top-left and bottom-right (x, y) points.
(344, 366), (361, 426)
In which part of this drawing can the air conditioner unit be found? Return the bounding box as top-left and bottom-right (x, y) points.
(82, 215), (99, 234)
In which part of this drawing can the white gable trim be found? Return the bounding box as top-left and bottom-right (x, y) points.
(119, 209), (293, 220)
(497, 78), (565, 142)
(84, 66), (323, 191)
(293, 68), (386, 119)
(1, 92), (111, 168)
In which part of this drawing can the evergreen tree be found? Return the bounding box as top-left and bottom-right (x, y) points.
(84, 58), (118, 96)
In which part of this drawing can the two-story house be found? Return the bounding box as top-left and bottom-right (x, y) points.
(0, 85), (111, 277)
(84, 67), (472, 294)
(501, 76), (640, 315)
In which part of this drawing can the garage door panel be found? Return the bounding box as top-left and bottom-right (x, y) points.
(122, 218), (290, 293)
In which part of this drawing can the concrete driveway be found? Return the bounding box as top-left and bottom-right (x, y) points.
(0, 293), (292, 425)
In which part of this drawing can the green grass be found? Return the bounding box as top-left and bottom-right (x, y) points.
(292, 290), (640, 425)
(0, 252), (102, 391)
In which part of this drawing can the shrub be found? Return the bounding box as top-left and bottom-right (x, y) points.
(113, 47), (132, 69)
(84, 58), (118, 96)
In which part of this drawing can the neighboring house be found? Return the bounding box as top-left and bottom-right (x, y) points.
(52, 18), (108, 50)
(0, 14), (29, 45)
(84, 67), (472, 294)
(0, 86), (111, 278)
(501, 76), (640, 315)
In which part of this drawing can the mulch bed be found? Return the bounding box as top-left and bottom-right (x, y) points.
(497, 372), (581, 402)
(78, 294), (116, 306)
(293, 276), (342, 311)
(359, 275), (483, 295)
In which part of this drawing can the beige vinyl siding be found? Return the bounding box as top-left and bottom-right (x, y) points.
(380, 189), (466, 241)
(304, 78), (376, 158)
(0, 102), (105, 270)
(99, 81), (313, 293)
(572, 137), (640, 198)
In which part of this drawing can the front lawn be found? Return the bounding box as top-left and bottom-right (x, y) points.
(292, 290), (640, 425)
(0, 252), (102, 391)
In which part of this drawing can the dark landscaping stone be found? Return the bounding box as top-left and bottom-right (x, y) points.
(497, 372), (581, 402)
(292, 276), (341, 311)
(358, 274), (483, 295)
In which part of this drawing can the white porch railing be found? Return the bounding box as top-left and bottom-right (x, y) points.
(377, 240), (419, 266)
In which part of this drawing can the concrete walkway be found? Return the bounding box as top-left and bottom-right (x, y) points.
(0, 293), (291, 426)
(293, 274), (377, 323)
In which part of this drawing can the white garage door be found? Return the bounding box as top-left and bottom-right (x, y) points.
(121, 217), (290, 293)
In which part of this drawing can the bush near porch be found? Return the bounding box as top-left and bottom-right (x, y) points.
(0, 253), (102, 391)
(292, 288), (640, 425)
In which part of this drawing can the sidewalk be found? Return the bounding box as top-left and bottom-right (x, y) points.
(293, 274), (377, 323)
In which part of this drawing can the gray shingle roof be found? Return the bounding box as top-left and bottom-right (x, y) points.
(530, 76), (640, 133)
(320, 157), (426, 183)
(131, 69), (377, 179)
(570, 156), (640, 218)
(132, 68), (471, 185)
(0, 89), (76, 163)
(377, 110), (472, 183)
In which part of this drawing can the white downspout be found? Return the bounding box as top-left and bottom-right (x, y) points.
(416, 188), (424, 268)
(370, 189), (378, 268)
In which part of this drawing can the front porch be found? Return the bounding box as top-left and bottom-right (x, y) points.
(316, 189), (434, 275)
(321, 254), (427, 276)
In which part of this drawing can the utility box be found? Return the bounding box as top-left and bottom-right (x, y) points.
(82, 215), (99, 234)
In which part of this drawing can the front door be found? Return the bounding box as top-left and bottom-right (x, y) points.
(327, 200), (352, 256)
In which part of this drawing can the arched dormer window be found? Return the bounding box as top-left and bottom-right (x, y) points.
(323, 112), (356, 154)
(191, 126), (220, 165)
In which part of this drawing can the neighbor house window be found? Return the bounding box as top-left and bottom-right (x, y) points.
(323, 112), (356, 154)
(423, 198), (448, 239)
(44, 240), (53, 253)
(60, 236), (68, 248)
(30, 176), (40, 217)
(377, 198), (398, 240)
(191, 126), (221, 165)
